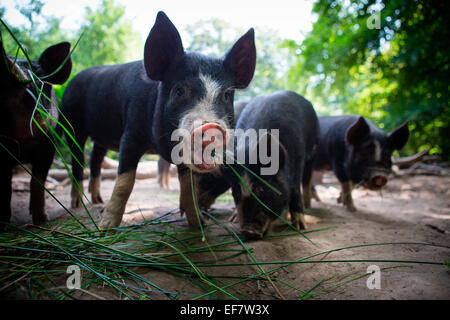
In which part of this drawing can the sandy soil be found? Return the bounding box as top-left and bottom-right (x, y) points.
(7, 165), (450, 300)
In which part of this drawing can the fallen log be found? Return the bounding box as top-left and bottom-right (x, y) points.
(101, 157), (177, 175)
(403, 163), (450, 176)
(392, 148), (430, 169)
(101, 157), (119, 169)
(49, 161), (160, 181)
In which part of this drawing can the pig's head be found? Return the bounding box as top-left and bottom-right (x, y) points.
(0, 40), (72, 140)
(344, 116), (409, 190)
(146, 11), (256, 173)
(233, 132), (290, 239)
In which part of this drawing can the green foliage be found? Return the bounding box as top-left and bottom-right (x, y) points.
(1, 0), (143, 160)
(1, 0), (69, 58)
(1, 0), (142, 74)
(185, 18), (238, 57)
(185, 19), (290, 101)
(70, 0), (142, 73)
(285, 0), (449, 158)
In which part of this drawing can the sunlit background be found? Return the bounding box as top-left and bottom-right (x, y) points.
(2, 0), (315, 42)
(1, 0), (448, 158)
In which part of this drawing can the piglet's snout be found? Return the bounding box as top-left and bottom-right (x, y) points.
(240, 226), (263, 239)
(366, 174), (388, 190)
(191, 122), (227, 171)
(371, 175), (387, 188)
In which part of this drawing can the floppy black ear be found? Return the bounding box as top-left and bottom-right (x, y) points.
(345, 116), (371, 146)
(387, 121), (409, 150)
(39, 42), (72, 84)
(144, 11), (184, 81)
(223, 28), (256, 89)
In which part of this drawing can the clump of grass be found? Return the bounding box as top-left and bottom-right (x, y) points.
(1, 209), (449, 299)
(0, 212), (339, 299)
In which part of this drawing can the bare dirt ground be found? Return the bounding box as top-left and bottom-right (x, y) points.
(8, 165), (450, 300)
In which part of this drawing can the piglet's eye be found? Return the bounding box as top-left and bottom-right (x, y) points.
(222, 90), (233, 103)
(175, 87), (185, 97)
(172, 85), (188, 100)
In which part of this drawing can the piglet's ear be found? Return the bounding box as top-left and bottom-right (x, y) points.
(39, 42), (72, 84)
(387, 121), (409, 150)
(223, 28), (256, 89)
(345, 116), (370, 146)
(144, 11), (184, 81)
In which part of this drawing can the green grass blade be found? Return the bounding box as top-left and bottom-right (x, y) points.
(189, 166), (207, 242)
(224, 150), (281, 195)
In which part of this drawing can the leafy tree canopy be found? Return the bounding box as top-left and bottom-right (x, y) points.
(284, 0), (449, 157)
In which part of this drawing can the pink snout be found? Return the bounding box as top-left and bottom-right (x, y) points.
(240, 226), (263, 239)
(190, 122), (227, 171)
(370, 175), (388, 189)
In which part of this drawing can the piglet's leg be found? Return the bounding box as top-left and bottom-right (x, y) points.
(99, 137), (145, 229)
(29, 166), (49, 225)
(99, 170), (135, 229)
(301, 160), (314, 209)
(89, 176), (103, 204)
(338, 181), (356, 212)
(89, 143), (107, 204)
(302, 180), (313, 209)
(29, 143), (54, 225)
(229, 208), (239, 223)
(70, 136), (87, 209)
(290, 185), (307, 230)
(291, 212), (307, 230)
(164, 171), (171, 189)
(0, 165), (13, 226)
